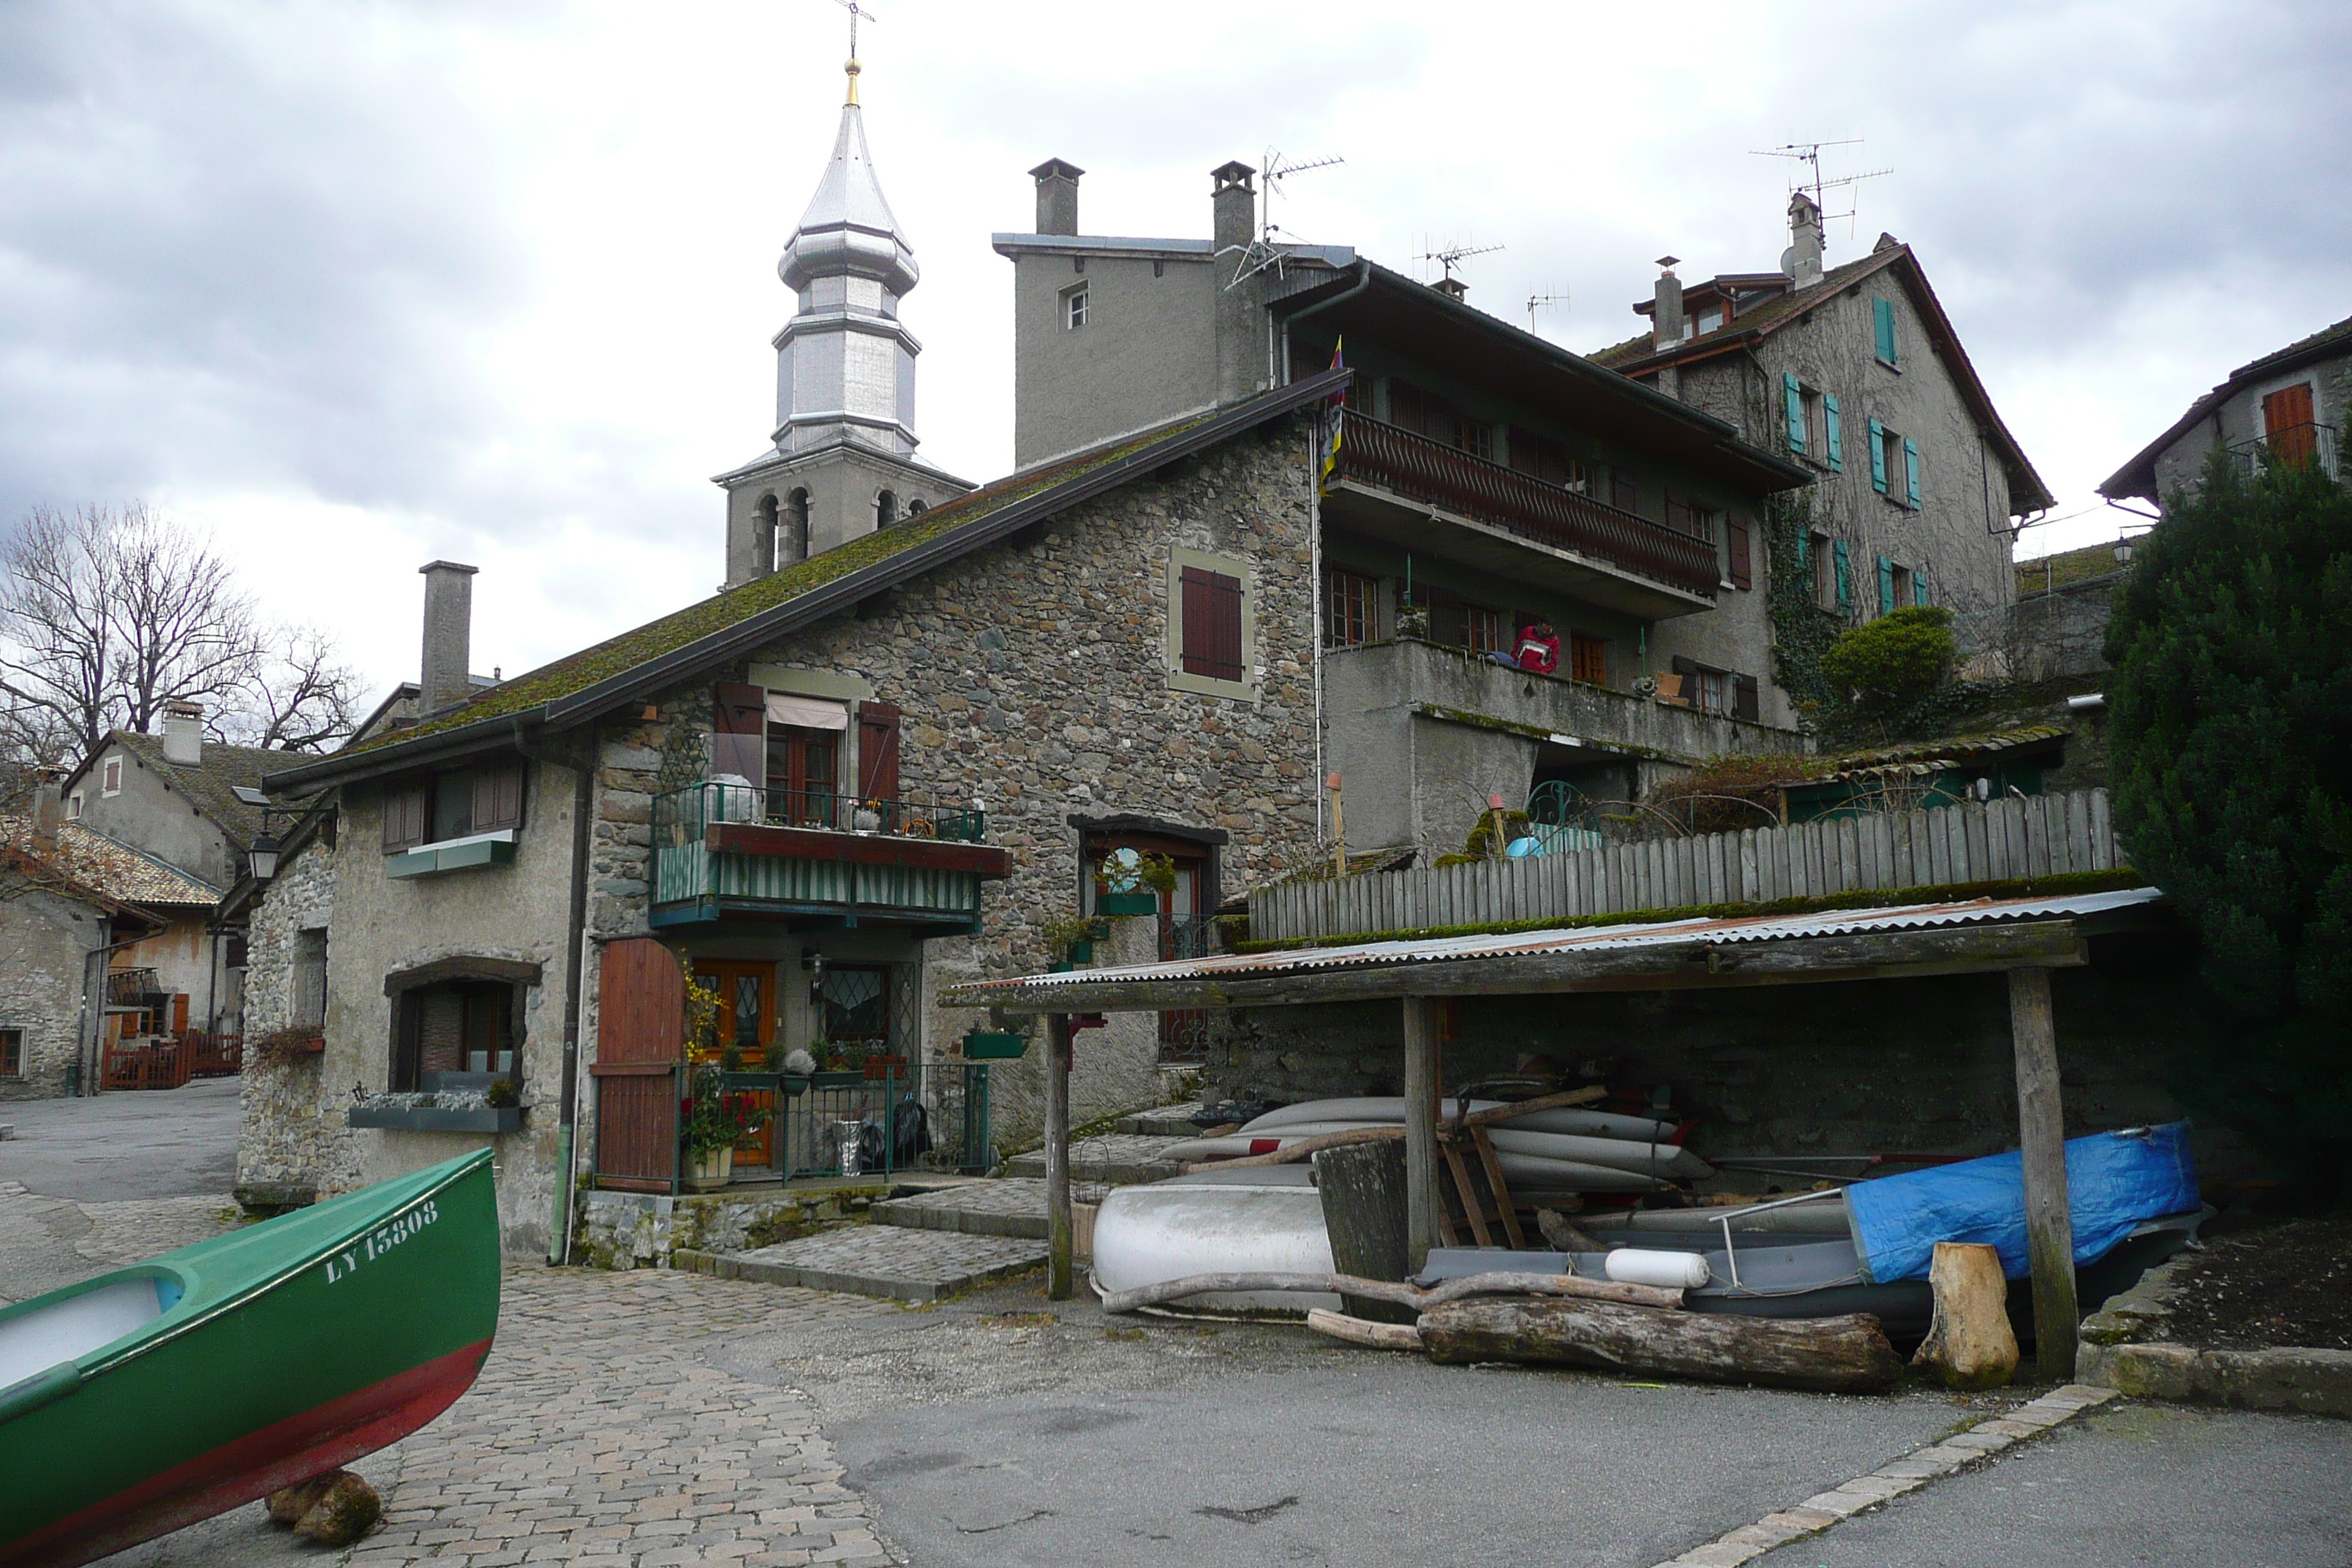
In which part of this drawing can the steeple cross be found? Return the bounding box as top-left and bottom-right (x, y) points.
(834, 0), (876, 60)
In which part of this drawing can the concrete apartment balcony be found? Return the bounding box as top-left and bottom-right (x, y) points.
(1325, 412), (1720, 618)
(1324, 638), (1803, 853)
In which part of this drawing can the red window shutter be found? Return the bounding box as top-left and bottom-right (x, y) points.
(382, 781), (426, 851)
(2262, 383), (2317, 464)
(713, 682), (766, 736)
(1182, 568), (1244, 682)
(472, 763), (525, 832)
(856, 702), (902, 802)
(1727, 517), (1752, 590)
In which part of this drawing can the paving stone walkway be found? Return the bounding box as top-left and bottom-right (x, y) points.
(711, 1226), (1046, 1303)
(1003, 1131), (1187, 1185)
(348, 1267), (902, 1568)
(871, 1177), (1049, 1238)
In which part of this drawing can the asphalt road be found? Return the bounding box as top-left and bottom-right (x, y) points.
(0, 1077), (241, 1201)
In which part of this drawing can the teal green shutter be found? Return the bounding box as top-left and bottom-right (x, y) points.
(1877, 555), (1896, 615)
(1914, 572), (1930, 607)
(1868, 418), (1888, 492)
(1874, 298), (1898, 364)
(1796, 530), (1811, 571)
(1823, 395), (1842, 472)
(1833, 540), (1852, 608)
(1903, 438), (1921, 508)
(1782, 372), (1805, 451)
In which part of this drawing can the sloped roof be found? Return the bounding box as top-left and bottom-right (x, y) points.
(2016, 542), (2125, 596)
(265, 377), (1346, 794)
(2098, 310), (2352, 502)
(0, 818), (222, 910)
(1795, 725), (2068, 784)
(61, 731), (296, 848)
(1588, 246), (2054, 514)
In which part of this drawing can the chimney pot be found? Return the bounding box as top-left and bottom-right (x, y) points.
(1210, 161), (1262, 406)
(1431, 276), (1469, 303)
(418, 560), (480, 715)
(32, 766), (63, 849)
(162, 700), (203, 766)
(1651, 259), (1686, 350)
(1784, 192), (1825, 290)
(1028, 157), (1084, 236)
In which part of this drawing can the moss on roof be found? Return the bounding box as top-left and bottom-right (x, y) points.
(356, 416), (1211, 754)
(0, 818), (222, 907)
(2016, 541), (2125, 595)
(103, 732), (290, 845)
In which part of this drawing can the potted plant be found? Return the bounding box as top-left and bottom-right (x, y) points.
(1039, 914), (1100, 969)
(853, 798), (884, 832)
(681, 1064), (772, 1191)
(810, 1044), (862, 1090)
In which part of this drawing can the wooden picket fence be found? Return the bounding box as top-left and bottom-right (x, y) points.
(1251, 788), (2124, 944)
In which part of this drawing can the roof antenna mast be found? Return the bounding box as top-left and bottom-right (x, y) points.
(1526, 287), (1569, 333)
(1749, 140), (1892, 239)
(1414, 238), (1504, 298)
(1232, 148), (1345, 287)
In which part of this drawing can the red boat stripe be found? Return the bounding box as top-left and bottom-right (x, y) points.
(1, 1338), (491, 1568)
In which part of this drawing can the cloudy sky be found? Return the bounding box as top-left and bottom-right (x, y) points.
(3, 0), (2345, 701)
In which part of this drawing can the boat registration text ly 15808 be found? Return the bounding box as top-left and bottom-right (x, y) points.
(323, 1200), (440, 1286)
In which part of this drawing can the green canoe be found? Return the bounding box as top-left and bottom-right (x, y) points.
(0, 1150), (500, 1567)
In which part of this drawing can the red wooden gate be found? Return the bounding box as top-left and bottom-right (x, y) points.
(591, 936), (685, 1193)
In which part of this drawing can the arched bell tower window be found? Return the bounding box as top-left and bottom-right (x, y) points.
(786, 489), (811, 563)
(875, 489), (898, 530)
(754, 494), (780, 575)
(906, 498), (927, 519)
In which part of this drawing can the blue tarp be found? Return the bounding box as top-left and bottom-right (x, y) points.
(1847, 1123), (2200, 1284)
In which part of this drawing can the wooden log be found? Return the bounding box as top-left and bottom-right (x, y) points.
(2008, 965), (2078, 1377)
(1098, 1269), (1683, 1316)
(1535, 1209), (1602, 1253)
(1403, 996), (1441, 1270)
(1045, 1012), (1073, 1302)
(1417, 1297), (1904, 1394)
(1449, 1085), (1608, 1130)
(1913, 1240), (2019, 1390)
(1306, 1308), (1424, 1352)
(1316, 1138), (1414, 1324)
(1180, 1125), (1401, 1174)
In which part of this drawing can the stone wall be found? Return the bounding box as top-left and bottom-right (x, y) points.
(0, 883), (108, 1100)
(235, 828), (353, 1205)
(1197, 927), (2255, 1188)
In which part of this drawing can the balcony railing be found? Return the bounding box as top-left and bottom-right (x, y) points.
(651, 780), (1006, 928)
(1333, 412), (1723, 597)
(105, 968), (161, 1008)
(2227, 422), (2340, 483)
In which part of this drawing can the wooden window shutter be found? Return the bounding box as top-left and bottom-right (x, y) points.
(1868, 418), (1888, 492)
(1833, 540), (1852, 608)
(1903, 438), (1921, 507)
(1874, 298), (1899, 364)
(2262, 384), (2317, 463)
(1823, 395), (1843, 472)
(1180, 567), (1244, 682)
(1507, 426), (1541, 477)
(1670, 655), (1700, 677)
(1782, 372), (1805, 451)
(1610, 474), (1638, 515)
(713, 682), (766, 736)
(382, 780), (427, 852)
(1732, 674), (1760, 723)
(1915, 573), (1931, 608)
(1727, 517), (1752, 591)
(1878, 555), (1897, 615)
(472, 762), (525, 832)
(1795, 530), (1810, 570)
(856, 702), (902, 802)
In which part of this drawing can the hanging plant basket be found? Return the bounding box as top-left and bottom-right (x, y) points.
(1097, 892), (1158, 916)
(962, 1030), (1029, 1060)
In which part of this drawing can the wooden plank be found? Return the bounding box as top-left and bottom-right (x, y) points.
(1443, 1140), (1493, 1247)
(1838, 816), (1861, 893)
(2027, 795), (2053, 877)
(2008, 966), (2077, 1378)
(1964, 801), (1991, 883)
(2091, 788), (2115, 870)
(1468, 1126), (1526, 1248)
(2066, 791), (2092, 876)
(1403, 996), (1441, 1270)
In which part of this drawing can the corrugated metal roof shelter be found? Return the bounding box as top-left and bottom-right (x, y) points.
(949, 886), (2173, 1376)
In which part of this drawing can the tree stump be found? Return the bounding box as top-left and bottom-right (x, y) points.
(1419, 1297), (1904, 1394)
(1913, 1240), (2019, 1390)
(1316, 1138), (1415, 1323)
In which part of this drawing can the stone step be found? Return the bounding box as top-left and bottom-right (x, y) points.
(696, 1225), (1047, 1304)
(1003, 1132), (1189, 1186)
(873, 1177), (1050, 1240)
(1115, 1102), (1205, 1137)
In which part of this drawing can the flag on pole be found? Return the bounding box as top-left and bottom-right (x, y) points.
(1319, 338), (1346, 496)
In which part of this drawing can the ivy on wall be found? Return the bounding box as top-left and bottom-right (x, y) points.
(1763, 493), (1842, 723)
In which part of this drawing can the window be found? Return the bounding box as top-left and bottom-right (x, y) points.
(1878, 556), (1899, 617)
(1569, 633), (1607, 685)
(67, 792), (82, 820)
(0, 1028), (20, 1077)
(1065, 287), (1088, 329)
(1873, 297), (1900, 367)
(102, 756), (121, 796)
(905, 498), (927, 518)
(383, 761), (526, 853)
(1324, 570), (1379, 648)
(874, 489), (897, 530)
(1668, 657), (1757, 720)
(1890, 562), (1912, 614)
(1507, 429), (1588, 492)
(1833, 539), (1854, 611)
(1610, 473), (1639, 515)
(1866, 420), (1919, 507)
(785, 488), (811, 563)
(1456, 420), (1495, 462)
(1726, 516), (1752, 591)
(392, 978), (516, 1091)
(1168, 547), (1255, 700)
(766, 725), (839, 826)
(1695, 306), (1724, 335)
(1466, 607), (1509, 659)
(2262, 382), (2318, 466)
(1386, 380), (1455, 440)
(293, 929), (328, 1030)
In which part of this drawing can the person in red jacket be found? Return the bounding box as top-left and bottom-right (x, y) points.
(1512, 619), (1561, 674)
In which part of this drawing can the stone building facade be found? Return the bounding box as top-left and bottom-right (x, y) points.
(0, 880), (110, 1101)
(2100, 311), (2350, 510)
(233, 826), (356, 1205)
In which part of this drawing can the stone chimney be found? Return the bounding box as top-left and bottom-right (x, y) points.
(162, 699), (203, 766)
(1431, 276), (1469, 304)
(418, 560), (479, 715)
(1030, 158), (1083, 236)
(32, 767), (63, 851)
(1650, 257), (1686, 350)
(1784, 191), (1825, 290)
(1210, 160), (1262, 407)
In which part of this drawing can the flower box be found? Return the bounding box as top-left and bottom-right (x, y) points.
(809, 1070), (862, 1089)
(961, 1030), (1029, 1060)
(349, 1104), (524, 1134)
(863, 1055), (908, 1082)
(1096, 892), (1158, 916)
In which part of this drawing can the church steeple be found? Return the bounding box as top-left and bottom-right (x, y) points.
(714, 53), (969, 591)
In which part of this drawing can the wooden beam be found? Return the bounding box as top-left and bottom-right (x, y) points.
(1045, 1013), (1073, 1301)
(954, 921), (2091, 1014)
(1401, 996), (1440, 1273)
(2009, 965), (2077, 1378)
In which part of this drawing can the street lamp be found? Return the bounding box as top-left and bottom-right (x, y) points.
(246, 828), (281, 882)
(2113, 535), (2136, 568)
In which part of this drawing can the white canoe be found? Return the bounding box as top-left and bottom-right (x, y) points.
(1164, 1128), (1702, 1182)
(1090, 1169), (1338, 1313)
(1240, 1098), (1677, 1145)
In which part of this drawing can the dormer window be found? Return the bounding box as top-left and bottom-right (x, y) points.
(1695, 307), (1724, 335)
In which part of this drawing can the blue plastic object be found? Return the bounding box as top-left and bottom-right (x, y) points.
(1847, 1123), (2199, 1284)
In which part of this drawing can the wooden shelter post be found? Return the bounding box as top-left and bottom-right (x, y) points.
(2008, 965), (2078, 1377)
(1401, 996), (1441, 1270)
(1046, 1012), (1074, 1300)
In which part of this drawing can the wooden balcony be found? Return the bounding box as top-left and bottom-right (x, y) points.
(651, 783), (1012, 931)
(1328, 412), (1723, 616)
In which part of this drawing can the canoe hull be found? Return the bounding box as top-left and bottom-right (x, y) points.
(0, 1150), (500, 1568)
(1092, 1175), (1337, 1313)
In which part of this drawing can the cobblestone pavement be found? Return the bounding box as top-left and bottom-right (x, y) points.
(723, 1226), (1047, 1300)
(872, 1177), (1051, 1235)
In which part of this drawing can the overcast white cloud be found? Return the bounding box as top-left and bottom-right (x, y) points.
(2, 0), (2345, 701)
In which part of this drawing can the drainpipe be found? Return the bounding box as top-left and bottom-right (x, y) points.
(515, 717), (596, 1265)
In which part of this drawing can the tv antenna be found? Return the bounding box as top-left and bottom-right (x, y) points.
(1417, 239), (1504, 285)
(1232, 148), (1346, 287)
(1525, 287), (1569, 333)
(1750, 140), (1891, 235)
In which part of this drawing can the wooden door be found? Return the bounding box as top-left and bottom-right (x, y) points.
(591, 937), (685, 1193)
(2262, 383), (2316, 466)
(695, 960), (778, 1167)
